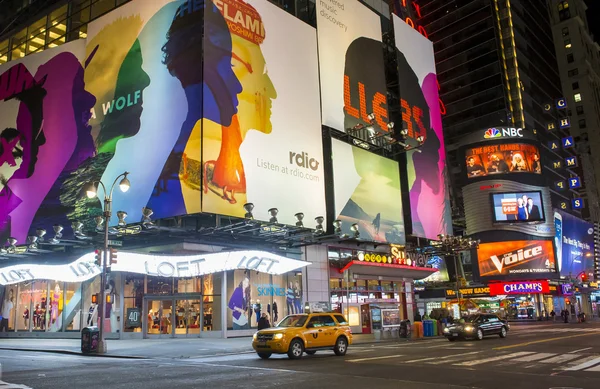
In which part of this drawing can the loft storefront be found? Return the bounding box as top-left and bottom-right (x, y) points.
(0, 250), (309, 339)
(328, 247), (436, 334)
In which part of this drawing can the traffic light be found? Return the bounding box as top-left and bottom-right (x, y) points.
(580, 272), (587, 283)
(109, 247), (118, 265)
(106, 294), (113, 304)
(92, 294), (98, 304)
(94, 249), (102, 266)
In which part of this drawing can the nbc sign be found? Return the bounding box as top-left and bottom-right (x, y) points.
(484, 127), (524, 139)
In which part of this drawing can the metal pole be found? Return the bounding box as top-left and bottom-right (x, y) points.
(455, 254), (461, 318)
(98, 196), (111, 353)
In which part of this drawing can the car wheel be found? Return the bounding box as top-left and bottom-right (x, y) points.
(476, 329), (484, 341)
(334, 336), (348, 356)
(257, 352), (272, 359)
(499, 326), (507, 338)
(305, 350), (317, 355)
(448, 338), (456, 342)
(287, 339), (304, 359)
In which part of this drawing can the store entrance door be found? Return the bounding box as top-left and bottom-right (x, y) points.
(145, 298), (173, 338)
(174, 297), (202, 338)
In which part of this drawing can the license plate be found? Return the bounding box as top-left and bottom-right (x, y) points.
(452, 333), (459, 337)
(258, 341), (267, 346)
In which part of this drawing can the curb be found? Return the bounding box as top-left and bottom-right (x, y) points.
(0, 347), (147, 359)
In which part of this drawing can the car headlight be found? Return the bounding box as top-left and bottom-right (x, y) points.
(253, 333), (258, 340)
(464, 326), (474, 332)
(443, 327), (449, 333)
(273, 333), (284, 340)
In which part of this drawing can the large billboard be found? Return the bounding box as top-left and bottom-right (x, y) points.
(315, 0), (389, 134)
(477, 240), (556, 279)
(393, 15), (452, 240)
(554, 210), (594, 278)
(202, 0), (325, 224)
(0, 40), (91, 246)
(465, 143), (542, 178)
(331, 138), (405, 244)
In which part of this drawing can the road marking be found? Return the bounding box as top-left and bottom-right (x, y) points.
(540, 354), (581, 363)
(346, 354), (403, 363)
(189, 361), (298, 374)
(427, 352), (482, 365)
(404, 351), (480, 364)
(493, 332), (598, 350)
(0, 381), (32, 389)
(454, 351), (534, 367)
(513, 352), (556, 362)
(565, 356), (600, 371)
(569, 347), (592, 354)
(585, 364), (600, 372)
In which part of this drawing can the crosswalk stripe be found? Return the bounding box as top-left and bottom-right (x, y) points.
(513, 353), (556, 362)
(565, 356), (600, 371)
(347, 354), (403, 363)
(585, 364), (600, 372)
(454, 351), (534, 366)
(540, 354), (581, 363)
(405, 351), (481, 364)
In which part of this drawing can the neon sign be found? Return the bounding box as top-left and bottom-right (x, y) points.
(489, 281), (550, 295)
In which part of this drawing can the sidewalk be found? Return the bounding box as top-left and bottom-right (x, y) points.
(0, 333), (440, 359)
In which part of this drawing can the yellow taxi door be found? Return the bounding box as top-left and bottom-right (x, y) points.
(320, 315), (339, 346)
(304, 316), (327, 348)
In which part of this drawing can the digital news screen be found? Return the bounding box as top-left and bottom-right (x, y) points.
(465, 143), (542, 178)
(491, 191), (545, 223)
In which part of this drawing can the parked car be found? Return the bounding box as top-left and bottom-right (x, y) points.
(252, 313), (352, 359)
(443, 313), (509, 341)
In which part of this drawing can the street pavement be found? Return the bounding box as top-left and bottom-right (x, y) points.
(0, 322), (599, 388)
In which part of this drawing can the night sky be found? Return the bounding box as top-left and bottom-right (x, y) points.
(585, 0), (600, 41)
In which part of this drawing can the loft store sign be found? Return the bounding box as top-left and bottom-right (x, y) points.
(0, 251), (310, 286)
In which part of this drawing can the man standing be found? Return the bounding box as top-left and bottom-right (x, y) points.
(527, 198), (541, 220)
(1, 289), (14, 332)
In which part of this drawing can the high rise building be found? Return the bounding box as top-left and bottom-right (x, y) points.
(548, 0), (600, 221)
(410, 0), (583, 222)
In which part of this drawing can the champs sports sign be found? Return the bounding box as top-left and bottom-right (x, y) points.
(477, 240), (556, 277)
(489, 281), (550, 295)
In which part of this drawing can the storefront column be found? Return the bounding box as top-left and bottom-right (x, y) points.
(304, 245), (329, 303)
(119, 276), (125, 338)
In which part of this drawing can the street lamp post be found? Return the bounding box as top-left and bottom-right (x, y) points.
(84, 172), (131, 354)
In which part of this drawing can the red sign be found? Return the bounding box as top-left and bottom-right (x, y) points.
(489, 281), (550, 296)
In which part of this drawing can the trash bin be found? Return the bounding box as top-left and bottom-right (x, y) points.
(81, 326), (99, 354)
(423, 320), (433, 337)
(399, 321), (408, 338)
(391, 328), (399, 339)
(374, 329), (382, 340)
(432, 320), (438, 336)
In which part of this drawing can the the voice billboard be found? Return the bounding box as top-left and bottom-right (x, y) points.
(477, 240), (556, 278)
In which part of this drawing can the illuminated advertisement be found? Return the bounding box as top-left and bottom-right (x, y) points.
(477, 240), (556, 278)
(202, 0), (325, 224)
(393, 15), (452, 240)
(491, 191), (545, 223)
(465, 143), (542, 178)
(331, 139), (405, 244)
(489, 281), (550, 296)
(315, 0), (389, 133)
(554, 210), (594, 278)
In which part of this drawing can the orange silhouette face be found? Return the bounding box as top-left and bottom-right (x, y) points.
(230, 35), (277, 137)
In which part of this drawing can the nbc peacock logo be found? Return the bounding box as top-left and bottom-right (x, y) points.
(484, 128), (501, 139)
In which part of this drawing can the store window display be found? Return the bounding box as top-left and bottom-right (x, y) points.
(32, 281), (47, 331)
(64, 282), (82, 331)
(123, 275), (143, 333)
(16, 282), (32, 331)
(0, 287), (15, 331)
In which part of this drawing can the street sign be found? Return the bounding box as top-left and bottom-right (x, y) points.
(107, 240), (123, 247)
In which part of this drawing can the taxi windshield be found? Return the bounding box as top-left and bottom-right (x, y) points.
(276, 315), (308, 328)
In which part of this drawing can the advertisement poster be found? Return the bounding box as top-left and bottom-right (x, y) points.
(477, 240), (556, 278)
(491, 192), (545, 223)
(202, 0), (326, 225)
(554, 210), (594, 278)
(465, 143), (542, 178)
(393, 15), (452, 240)
(315, 0), (389, 134)
(331, 138), (405, 244)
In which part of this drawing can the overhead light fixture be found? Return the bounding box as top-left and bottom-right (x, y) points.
(117, 211), (127, 226)
(417, 135), (425, 144)
(141, 207), (156, 229)
(400, 128), (409, 137)
(27, 236), (38, 250)
(95, 216), (104, 232)
(7, 237), (17, 254)
(268, 208), (278, 224)
(35, 228), (46, 241)
(295, 212), (304, 227)
(49, 224), (63, 244)
(350, 223), (360, 239)
(119, 172), (131, 193)
(314, 216), (324, 235)
(387, 122), (395, 131)
(72, 221), (86, 238)
(243, 203), (254, 220)
(84, 181), (98, 199)
(333, 219), (342, 235)
(367, 113), (375, 122)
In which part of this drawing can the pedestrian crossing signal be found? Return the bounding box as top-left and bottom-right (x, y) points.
(94, 249), (102, 266)
(109, 247), (118, 265)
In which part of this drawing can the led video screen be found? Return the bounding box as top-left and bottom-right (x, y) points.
(465, 143), (542, 178)
(491, 191), (545, 223)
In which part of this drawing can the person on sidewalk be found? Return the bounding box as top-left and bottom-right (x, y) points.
(257, 313), (271, 330)
(550, 310), (555, 321)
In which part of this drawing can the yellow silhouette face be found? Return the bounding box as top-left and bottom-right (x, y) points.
(230, 35), (277, 138)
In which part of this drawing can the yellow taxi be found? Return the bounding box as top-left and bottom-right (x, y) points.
(252, 312), (352, 359)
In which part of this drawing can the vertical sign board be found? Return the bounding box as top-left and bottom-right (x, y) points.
(393, 15), (452, 240)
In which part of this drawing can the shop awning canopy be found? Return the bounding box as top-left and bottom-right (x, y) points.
(0, 250), (311, 286)
(339, 260), (437, 281)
